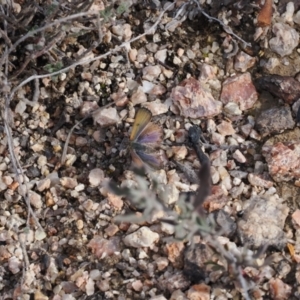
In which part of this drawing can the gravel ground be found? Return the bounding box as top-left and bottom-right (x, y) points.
(1, 0), (300, 299)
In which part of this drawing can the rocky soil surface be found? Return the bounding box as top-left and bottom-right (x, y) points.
(1, 0), (300, 299)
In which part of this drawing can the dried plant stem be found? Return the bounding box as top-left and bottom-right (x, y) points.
(10, 31), (66, 79)
(191, 0), (251, 47)
(0, 11), (101, 69)
(3, 119), (44, 232)
(8, 1), (175, 103)
(1, 5), (44, 232)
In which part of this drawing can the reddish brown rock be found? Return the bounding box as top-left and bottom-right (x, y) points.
(203, 185), (227, 212)
(111, 90), (128, 107)
(257, 0), (273, 27)
(216, 120), (235, 136)
(262, 142), (300, 183)
(186, 283), (210, 300)
(165, 241), (185, 269)
(248, 173), (273, 188)
(269, 278), (292, 300)
(171, 77), (222, 118)
(220, 73), (258, 110)
(87, 236), (120, 258)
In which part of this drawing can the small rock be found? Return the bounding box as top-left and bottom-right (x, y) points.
(269, 22), (299, 57)
(82, 199), (95, 212)
(170, 290), (188, 300)
(35, 229), (46, 241)
(155, 49), (167, 63)
(220, 72), (258, 111)
(230, 170), (248, 179)
(149, 296), (167, 300)
(80, 101), (99, 117)
(131, 87), (147, 105)
(29, 191), (43, 209)
(257, 0), (272, 26)
(234, 51), (256, 72)
(171, 77), (222, 118)
(88, 236), (120, 258)
(47, 172), (60, 186)
(203, 185), (227, 212)
(123, 227), (159, 248)
(240, 123), (253, 137)
(85, 278), (95, 296)
(36, 178), (51, 192)
(105, 224), (119, 237)
(132, 280), (143, 292)
(248, 173), (273, 188)
(249, 129), (261, 140)
(37, 155), (47, 167)
(237, 195), (289, 249)
(148, 83), (167, 96)
(211, 132), (225, 145)
(2, 176), (13, 186)
(34, 290), (49, 300)
(60, 177), (77, 189)
(89, 168), (105, 187)
(141, 80), (154, 94)
(129, 48), (137, 62)
(211, 150), (227, 167)
(146, 43), (158, 53)
(31, 143), (44, 152)
(264, 57), (280, 72)
(158, 271), (190, 293)
(269, 278), (292, 300)
(199, 63), (216, 83)
(158, 184), (179, 205)
(216, 120), (235, 136)
(81, 72), (92, 81)
(186, 283), (210, 300)
(110, 91), (128, 107)
(294, 10), (300, 25)
(223, 102), (242, 116)
(8, 256), (21, 274)
(97, 279), (110, 292)
(107, 192), (124, 210)
(172, 146), (188, 160)
(143, 99), (169, 115)
(155, 257), (169, 271)
(93, 107), (120, 127)
(292, 209), (300, 227)
(76, 219), (84, 230)
(112, 23), (132, 41)
(232, 149), (246, 163)
(75, 136), (88, 147)
(165, 241), (185, 268)
(15, 100), (26, 115)
(142, 65), (161, 81)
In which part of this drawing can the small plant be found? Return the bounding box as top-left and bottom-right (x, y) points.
(43, 61), (64, 81)
(100, 2), (129, 23)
